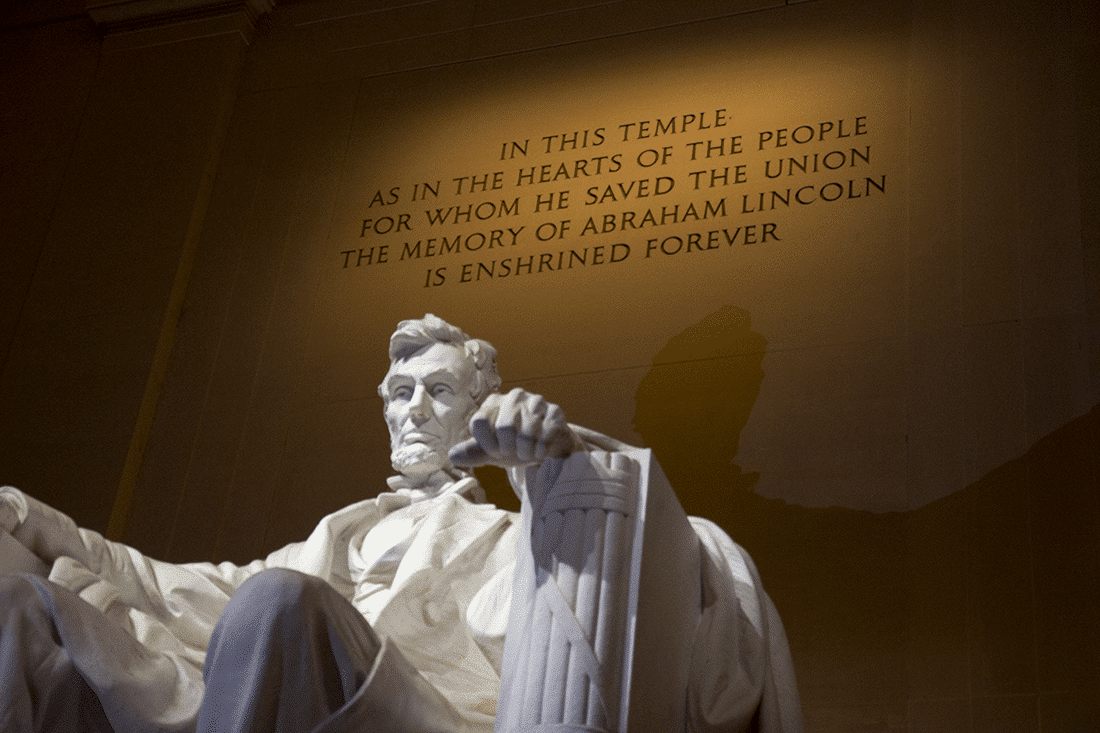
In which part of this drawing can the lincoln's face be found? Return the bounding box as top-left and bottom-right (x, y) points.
(382, 342), (479, 481)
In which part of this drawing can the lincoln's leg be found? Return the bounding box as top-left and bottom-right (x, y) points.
(197, 568), (380, 733)
(0, 574), (115, 733)
(200, 568), (469, 733)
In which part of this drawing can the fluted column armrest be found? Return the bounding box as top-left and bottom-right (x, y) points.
(496, 448), (700, 733)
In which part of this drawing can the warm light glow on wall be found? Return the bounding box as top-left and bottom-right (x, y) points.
(303, 2), (908, 512)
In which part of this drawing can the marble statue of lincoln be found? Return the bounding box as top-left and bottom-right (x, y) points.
(0, 314), (802, 733)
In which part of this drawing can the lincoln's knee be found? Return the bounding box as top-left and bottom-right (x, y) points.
(236, 568), (323, 604)
(218, 568), (330, 633)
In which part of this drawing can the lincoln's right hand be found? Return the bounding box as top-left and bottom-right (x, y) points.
(449, 388), (579, 469)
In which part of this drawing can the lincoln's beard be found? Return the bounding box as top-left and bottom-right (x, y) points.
(390, 442), (447, 477)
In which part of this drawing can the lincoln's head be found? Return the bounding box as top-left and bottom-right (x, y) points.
(378, 314), (501, 483)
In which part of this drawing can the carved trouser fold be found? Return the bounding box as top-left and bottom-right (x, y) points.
(496, 449), (701, 733)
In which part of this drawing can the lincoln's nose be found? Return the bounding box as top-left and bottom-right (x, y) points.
(407, 386), (431, 427)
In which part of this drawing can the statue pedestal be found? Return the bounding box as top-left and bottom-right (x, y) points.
(496, 449), (701, 733)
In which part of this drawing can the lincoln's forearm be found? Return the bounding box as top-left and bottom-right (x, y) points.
(0, 486), (119, 576)
(0, 529), (50, 576)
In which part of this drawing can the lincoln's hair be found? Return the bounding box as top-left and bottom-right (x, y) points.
(378, 313), (501, 402)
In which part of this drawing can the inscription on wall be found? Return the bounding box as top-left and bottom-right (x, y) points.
(339, 111), (885, 288)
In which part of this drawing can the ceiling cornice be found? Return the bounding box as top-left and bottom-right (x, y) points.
(85, 0), (273, 36)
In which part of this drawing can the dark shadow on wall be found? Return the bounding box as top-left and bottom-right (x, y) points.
(630, 306), (1099, 732)
(633, 305), (765, 503)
